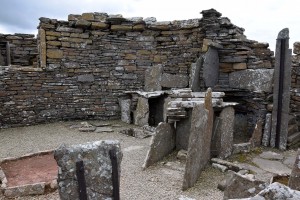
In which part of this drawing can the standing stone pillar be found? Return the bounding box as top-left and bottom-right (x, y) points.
(270, 28), (292, 150)
(119, 97), (132, 124)
(38, 29), (46, 68)
(288, 149), (300, 190)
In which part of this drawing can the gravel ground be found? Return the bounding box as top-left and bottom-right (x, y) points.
(0, 120), (224, 200)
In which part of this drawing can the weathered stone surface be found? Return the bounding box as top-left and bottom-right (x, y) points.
(77, 74), (94, 82)
(271, 28), (292, 150)
(143, 123), (175, 168)
(288, 149), (300, 190)
(252, 157), (291, 175)
(119, 98), (131, 124)
(259, 151), (283, 160)
(203, 47), (219, 87)
(176, 109), (192, 151)
(262, 113), (272, 147)
(249, 120), (263, 147)
(233, 63), (247, 70)
(232, 143), (251, 154)
(223, 172), (268, 200)
(91, 22), (109, 29)
(46, 49), (63, 59)
(182, 103), (208, 190)
(95, 127), (113, 133)
(161, 73), (189, 88)
(120, 128), (151, 139)
(229, 69), (274, 92)
(54, 140), (122, 200)
(39, 29), (46, 68)
(294, 42), (300, 55)
(144, 65), (162, 92)
(82, 13), (95, 21)
(190, 56), (203, 92)
(75, 19), (91, 28)
(215, 106), (235, 159)
(134, 97), (149, 126)
(240, 182), (300, 200)
(111, 25), (133, 31)
(3, 183), (45, 198)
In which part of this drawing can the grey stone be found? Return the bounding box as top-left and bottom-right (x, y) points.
(277, 28), (289, 39)
(189, 56), (203, 92)
(95, 127), (113, 133)
(249, 120), (263, 147)
(54, 140), (122, 200)
(203, 47), (219, 88)
(0, 53), (6, 66)
(77, 74), (95, 82)
(143, 123), (175, 169)
(144, 65), (162, 92)
(211, 158), (241, 172)
(218, 170), (235, 191)
(271, 28), (292, 150)
(223, 172), (268, 200)
(79, 127), (96, 132)
(182, 93), (213, 190)
(242, 182), (300, 200)
(212, 163), (228, 172)
(262, 113), (272, 147)
(288, 150), (300, 190)
(176, 109), (192, 151)
(161, 73), (189, 88)
(120, 128), (151, 139)
(229, 69), (274, 92)
(259, 151), (283, 160)
(119, 98), (131, 124)
(134, 97), (149, 126)
(3, 183), (45, 198)
(232, 143), (251, 154)
(252, 157), (291, 175)
(215, 106), (235, 159)
(177, 149), (188, 161)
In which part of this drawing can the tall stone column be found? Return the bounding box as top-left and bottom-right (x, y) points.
(270, 28), (292, 150)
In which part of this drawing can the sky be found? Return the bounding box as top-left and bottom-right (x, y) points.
(0, 0), (299, 51)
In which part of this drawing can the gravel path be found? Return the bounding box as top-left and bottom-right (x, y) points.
(0, 120), (224, 200)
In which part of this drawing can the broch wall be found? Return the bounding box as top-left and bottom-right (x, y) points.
(0, 9), (290, 132)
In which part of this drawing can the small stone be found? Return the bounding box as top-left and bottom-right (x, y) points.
(95, 127), (113, 133)
(79, 127), (96, 132)
(177, 149), (187, 161)
(212, 163), (228, 172)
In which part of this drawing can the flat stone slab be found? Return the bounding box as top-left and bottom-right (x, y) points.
(252, 157), (291, 175)
(283, 151), (298, 169)
(259, 151), (284, 160)
(288, 150), (300, 190)
(95, 127), (114, 133)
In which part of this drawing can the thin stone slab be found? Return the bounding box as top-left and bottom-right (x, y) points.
(203, 47), (219, 88)
(271, 28), (292, 150)
(215, 106), (235, 159)
(161, 73), (189, 88)
(176, 109), (192, 151)
(262, 113), (272, 146)
(288, 150), (300, 190)
(134, 97), (149, 126)
(143, 123), (175, 169)
(54, 140), (122, 200)
(144, 65), (162, 92)
(249, 120), (263, 147)
(119, 98), (131, 124)
(229, 69), (274, 92)
(182, 103), (209, 190)
(190, 56), (203, 92)
(252, 157), (291, 175)
(259, 151), (283, 160)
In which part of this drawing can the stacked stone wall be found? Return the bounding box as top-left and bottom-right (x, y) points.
(0, 34), (38, 66)
(291, 42), (300, 125)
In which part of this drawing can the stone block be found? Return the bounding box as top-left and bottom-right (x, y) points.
(119, 98), (131, 124)
(47, 49), (63, 59)
(215, 106), (235, 159)
(81, 13), (95, 21)
(144, 65), (162, 92)
(293, 42), (300, 55)
(229, 69), (274, 92)
(111, 25), (133, 31)
(182, 103), (209, 190)
(262, 113), (272, 146)
(288, 149), (300, 190)
(54, 140), (122, 200)
(143, 123), (175, 169)
(77, 74), (95, 82)
(203, 47), (219, 87)
(161, 73), (189, 88)
(233, 63), (247, 70)
(134, 97), (149, 126)
(75, 19), (91, 28)
(91, 22), (109, 29)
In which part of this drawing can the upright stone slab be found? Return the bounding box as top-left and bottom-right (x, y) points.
(119, 97), (131, 124)
(144, 65), (162, 92)
(249, 120), (263, 147)
(190, 55), (204, 92)
(271, 28), (292, 150)
(262, 113), (272, 146)
(182, 103), (208, 190)
(143, 123), (175, 169)
(215, 106), (235, 159)
(176, 109), (192, 151)
(203, 47), (219, 88)
(54, 140), (122, 200)
(134, 97), (149, 126)
(288, 149), (300, 190)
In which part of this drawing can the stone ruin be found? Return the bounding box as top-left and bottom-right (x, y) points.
(0, 7), (300, 199)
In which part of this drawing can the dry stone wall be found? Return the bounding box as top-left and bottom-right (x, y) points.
(0, 34), (38, 66)
(0, 9), (277, 128)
